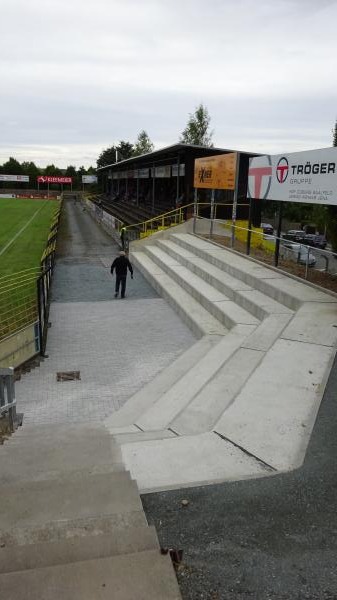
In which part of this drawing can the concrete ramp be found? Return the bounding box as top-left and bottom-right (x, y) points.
(105, 229), (337, 492)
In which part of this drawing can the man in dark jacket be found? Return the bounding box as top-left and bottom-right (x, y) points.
(110, 251), (133, 299)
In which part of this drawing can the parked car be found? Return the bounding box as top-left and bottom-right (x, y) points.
(280, 241), (316, 266)
(261, 222), (274, 235)
(282, 230), (306, 243)
(304, 233), (327, 249)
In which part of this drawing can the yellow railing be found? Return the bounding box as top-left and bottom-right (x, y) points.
(0, 269), (40, 341)
(0, 203), (62, 343)
(125, 203), (196, 239)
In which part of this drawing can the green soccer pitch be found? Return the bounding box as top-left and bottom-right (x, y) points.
(0, 197), (59, 276)
(0, 197), (60, 340)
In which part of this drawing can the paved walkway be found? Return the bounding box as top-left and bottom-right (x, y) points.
(15, 200), (195, 424)
(11, 199), (337, 598)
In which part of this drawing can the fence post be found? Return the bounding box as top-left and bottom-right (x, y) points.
(210, 190), (215, 238)
(274, 202), (283, 267)
(36, 277), (44, 356)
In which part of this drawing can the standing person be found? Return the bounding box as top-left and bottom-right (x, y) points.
(110, 251), (133, 299)
(120, 224), (127, 250)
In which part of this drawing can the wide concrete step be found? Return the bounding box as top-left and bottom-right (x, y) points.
(12, 423), (111, 440)
(136, 325), (257, 432)
(105, 336), (221, 429)
(0, 473), (143, 532)
(0, 526), (159, 573)
(0, 461), (126, 486)
(170, 233), (335, 310)
(171, 346), (265, 435)
(1, 511), (149, 548)
(131, 251), (228, 337)
(0, 550), (182, 600)
(143, 245), (259, 328)
(214, 338), (336, 471)
(157, 238), (293, 320)
(0, 434), (122, 484)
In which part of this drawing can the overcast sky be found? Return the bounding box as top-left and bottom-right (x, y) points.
(1, 0), (337, 168)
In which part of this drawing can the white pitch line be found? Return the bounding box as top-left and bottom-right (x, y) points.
(0, 202), (47, 257)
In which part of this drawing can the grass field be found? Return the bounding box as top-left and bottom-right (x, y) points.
(0, 197), (60, 341)
(0, 198), (59, 276)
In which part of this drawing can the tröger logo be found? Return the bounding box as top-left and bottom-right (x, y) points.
(276, 157), (289, 183)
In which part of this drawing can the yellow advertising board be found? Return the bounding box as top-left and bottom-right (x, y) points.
(194, 153), (237, 190)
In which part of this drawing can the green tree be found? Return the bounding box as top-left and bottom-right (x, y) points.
(21, 161), (40, 189)
(2, 157), (23, 174)
(97, 146), (117, 169)
(133, 130), (154, 156)
(44, 164), (63, 176)
(180, 104), (213, 147)
(116, 141), (134, 161)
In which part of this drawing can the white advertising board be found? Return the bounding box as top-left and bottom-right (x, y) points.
(82, 175), (97, 184)
(248, 147), (337, 205)
(0, 174), (29, 182)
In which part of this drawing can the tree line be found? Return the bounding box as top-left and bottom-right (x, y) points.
(0, 157), (96, 189)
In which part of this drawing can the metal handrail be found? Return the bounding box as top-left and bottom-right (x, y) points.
(0, 367), (17, 432)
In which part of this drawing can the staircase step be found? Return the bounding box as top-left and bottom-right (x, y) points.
(0, 550), (182, 600)
(0, 474), (143, 533)
(171, 347), (264, 435)
(158, 239), (294, 320)
(12, 423), (111, 440)
(0, 526), (159, 573)
(105, 336), (222, 429)
(136, 325), (257, 432)
(170, 233), (334, 309)
(0, 462), (126, 486)
(143, 245), (259, 328)
(214, 338), (336, 471)
(131, 251), (228, 337)
(0, 435), (122, 484)
(0, 511), (149, 548)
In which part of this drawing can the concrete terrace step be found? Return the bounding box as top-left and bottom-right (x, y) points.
(131, 251), (228, 337)
(136, 325), (257, 432)
(157, 238), (294, 320)
(0, 474), (143, 532)
(12, 423), (112, 439)
(0, 526), (159, 573)
(0, 550), (182, 600)
(105, 336), (222, 430)
(1, 511), (149, 548)
(170, 233), (335, 310)
(170, 346), (265, 435)
(143, 244), (260, 328)
(214, 338), (336, 471)
(0, 435), (122, 484)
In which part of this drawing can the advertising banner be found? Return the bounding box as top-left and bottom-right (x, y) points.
(138, 168), (149, 178)
(194, 153), (237, 190)
(172, 164), (185, 177)
(154, 166), (171, 178)
(0, 174), (29, 182)
(248, 147), (337, 206)
(82, 175), (97, 184)
(37, 176), (72, 184)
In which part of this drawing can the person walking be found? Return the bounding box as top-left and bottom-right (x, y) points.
(110, 251), (133, 299)
(120, 224), (128, 251)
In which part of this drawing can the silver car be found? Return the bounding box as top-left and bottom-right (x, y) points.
(280, 242), (316, 266)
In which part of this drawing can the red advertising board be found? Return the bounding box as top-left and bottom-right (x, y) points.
(37, 176), (72, 184)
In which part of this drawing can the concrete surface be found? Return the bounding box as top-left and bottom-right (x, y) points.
(0, 551), (182, 600)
